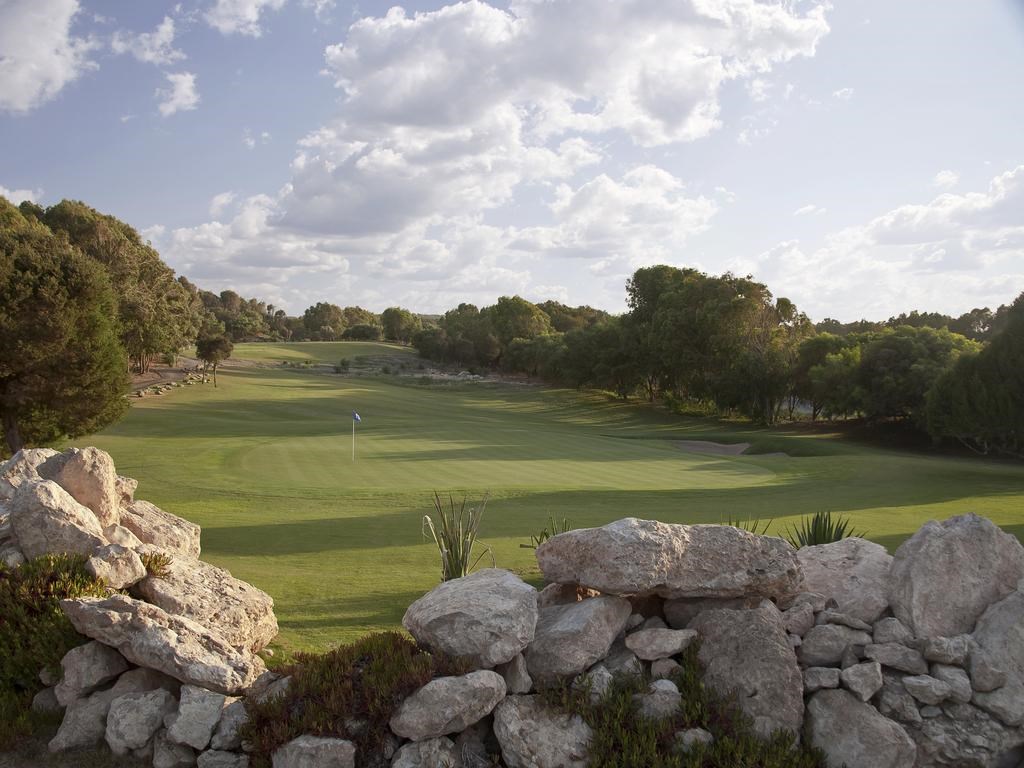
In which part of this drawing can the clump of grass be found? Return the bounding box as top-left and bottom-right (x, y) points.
(422, 492), (493, 582)
(241, 631), (473, 767)
(520, 514), (574, 549)
(540, 644), (827, 768)
(721, 514), (774, 537)
(139, 551), (173, 578)
(786, 511), (866, 548)
(334, 358), (351, 374)
(0, 553), (107, 748)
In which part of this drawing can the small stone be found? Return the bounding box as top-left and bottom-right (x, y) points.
(390, 737), (458, 768)
(167, 686), (230, 751)
(85, 543), (147, 589)
(788, 634), (802, 649)
(105, 690), (177, 756)
(602, 640), (643, 679)
(575, 665), (613, 705)
(840, 662), (883, 702)
(632, 679), (681, 720)
(55, 641), (130, 706)
(639, 615), (667, 631)
(626, 613), (644, 630)
(197, 751), (248, 768)
(872, 618), (915, 646)
(210, 700), (248, 751)
(271, 735), (355, 768)
(495, 653), (533, 695)
(864, 643), (928, 675)
(389, 671), (506, 741)
(153, 729), (196, 768)
(902, 674), (952, 705)
(493, 694), (592, 768)
(674, 728), (714, 753)
(841, 645), (862, 669)
(923, 636), (970, 666)
(967, 647), (1007, 692)
(31, 687), (62, 713)
(48, 689), (118, 752)
(930, 664), (972, 704)
(920, 705), (942, 718)
(876, 672), (922, 725)
(526, 596), (632, 682)
(799, 624), (873, 667)
(651, 658), (681, 679)
(781, 602), (815, 637)
(804, 667), (841, 693)
(624, 628), (697, 660)
(819, 610), (873, 632)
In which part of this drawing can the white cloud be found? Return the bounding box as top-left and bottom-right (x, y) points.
(242, 128), (272, 149)
(155, 0), (829, 311)
(747, 78), (772, 103)
(832, 87), (854, 100)
(794, 204), (826, 216)
(156, 72), (199, 117)
(112, 17), (186, 65)
(209, 192), (237, 218)
(0, 184), (42, 204)
(0, 0), (98, 113)
(205, 0), (287, 37)
(933, 169), (960, 190)
(751, 166), (1024, 319)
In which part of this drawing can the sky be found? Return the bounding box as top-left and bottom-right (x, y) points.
(1, 0), (1023, 321)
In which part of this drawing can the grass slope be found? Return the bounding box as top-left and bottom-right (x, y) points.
(80, 343), (1024, 657)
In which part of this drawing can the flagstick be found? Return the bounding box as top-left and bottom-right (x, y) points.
(352, 419), (356, 462)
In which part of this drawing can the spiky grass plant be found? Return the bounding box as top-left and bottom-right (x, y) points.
(786, 510), (867, 548)
(422, 491), (494, 582)
(520, 514), (574, 549)
(722, 514), (774, 536)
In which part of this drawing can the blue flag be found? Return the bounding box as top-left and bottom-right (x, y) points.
(352, 411), (361, 423)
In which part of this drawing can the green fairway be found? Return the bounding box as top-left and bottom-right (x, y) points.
(81, 342), (1024, 658)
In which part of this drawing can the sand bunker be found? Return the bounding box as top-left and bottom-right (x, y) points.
(674, 440), (751, 455)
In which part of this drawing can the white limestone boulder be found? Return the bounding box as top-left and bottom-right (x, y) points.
(798, 538), (892, 624)
(49, 688), (119, 752)
(525, 596), (631, 683)
(805, 689), (916, 768)
(167, 685), (231, 750)
(402, 568), (538, 668)
(271, 735), (355, 768)
(105, 689), (177, 756)
(624, 628), (698, 661)
(133, 554), (278, 653)
(970, 587), (1024, 727)
(86, 543), (147, 589)
(888, 514), (1024, 638)
(389, 670), (506, 741)
(536, 518), (802, 601)
(391, 737), (460, 768)
(0, 447), (57, 500)
(38, 447), (121, 527)
(493, 694), (592, 768)
(120, 499), (201, 558)
(61, 594), (265, 695)
(10, 479), (107, 559)
(54, 640), (130, 706)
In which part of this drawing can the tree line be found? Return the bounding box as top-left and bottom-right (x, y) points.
(411, 265), (1022, 458)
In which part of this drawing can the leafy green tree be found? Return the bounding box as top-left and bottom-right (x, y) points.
(303, 302), (345, 340)
(196, 333), (234, 388)
(536, 301), (609, 333)
(794, 334), (851, 420)
(0, 199), (128, 454)
(926, 294), (1024, 456)
(808, 344), (864, 420)
(483, 296), (553, 351)
(381, 307), (422, 343)
(342, 306), (378, 328)
(41, 200), (202, 373)
(342, 324), (382, 341)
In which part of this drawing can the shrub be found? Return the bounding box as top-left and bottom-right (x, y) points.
(520, 514), (574, 549)
(540, 643), (827, 768)
(422, 492), (494, 582)
(242, 632), (472, 767)
(139, 551), (172, 578)
(334, 358), (351, 374)
(0, 553), (107, 747)
(786, 511), (866, 548)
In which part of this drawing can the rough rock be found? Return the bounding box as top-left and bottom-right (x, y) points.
(48, 688), (118, 752)
(841, 661), (883, 702)
(61, 594), (265, 695)
(525, 596), (631, 682)
(602, 638), (643, 679)
(781, 602), (816, 637)
(271, 735), (356, 768)
(818, 610), (873, 632)
(0, 544), (24, 567)
(624, 628), (697, 660)
(402, 568), (538, 668)
(804, 667), (841, 693)
(10, 479), (107, 559)
(888, 513), (1024, 638)
(0, 447), (57, 500)
(639, 615), (667, 631)
(674, 728), (714, 753)
(104, 522), (144, 548)
(632, 679), (682, 720)
(664, 596), (759, 629)
(689, 601), (804, 736)
(805, 689), (916, 768)
(105, 689), (177, 755)
(389, 671), (506, 741)
(536, 582), (599, 609)
(38, 447), (120, 527)
(902, 675), (951, 705)
(968, 646), (1007, 693)
(167, 685), (230, 750)
(210, 699), (248, 751)
(651, 658), (681, 679)
(798, 538), (893, 624)
(153, 729), (197, 768)
(575, 664), (613, 705)
(493, 694), (592, 768)
(86, 543), (147, 589)
(31, 686), (62, 713)
(54, 640), (130, 706)
(971, 587), (1024, 727)
(134, 554), (278, 653)
(536, 518), (802, 601)
(922, 635), (970, 666)
(930, 664), (972, 704)
(876, 672), (923, 725)
(391, 737), (460, 768)
(873, 617), (915, 646)
(197, 751), (248, 768)
(909, 701), (1024, 768)
(865, 643), (929, 675)
(116, 475), (138, 506)
(111, 667), (182, 697)
(495, 653), (533, 695)
(798, 624), (873, 667)
(121, 499), (201, 558)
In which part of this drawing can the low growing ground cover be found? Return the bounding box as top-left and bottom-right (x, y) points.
(77, 342), (1024, 657)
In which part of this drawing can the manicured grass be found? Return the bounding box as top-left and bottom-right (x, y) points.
(224, 341), (412, 364)
(80, 343), (1024, 658)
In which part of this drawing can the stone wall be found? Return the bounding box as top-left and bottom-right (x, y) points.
(2, 447), (1023, 768)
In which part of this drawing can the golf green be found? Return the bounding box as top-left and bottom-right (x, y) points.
(82, 342), (1024, 658)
